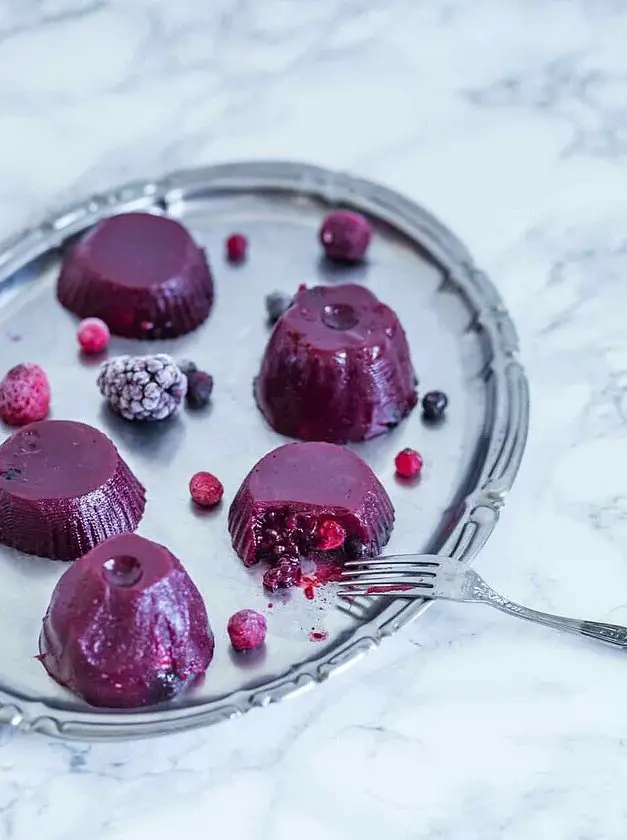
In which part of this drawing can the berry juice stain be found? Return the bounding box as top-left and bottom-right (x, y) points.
(309, 630), (328, 642)
(300, 557), (342, 601)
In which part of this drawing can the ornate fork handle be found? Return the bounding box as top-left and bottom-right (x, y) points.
(468, 570), (627, 648)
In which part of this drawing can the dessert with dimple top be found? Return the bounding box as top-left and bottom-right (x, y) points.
(254, 284), (418, 443)
(57, 212), (213, 339)
(39, 533), (214, 708)
(228, 442), (394, 590)
(0, 420), (145, 561)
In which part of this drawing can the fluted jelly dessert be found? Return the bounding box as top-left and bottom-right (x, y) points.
(254, 284), (418, 443)
(57, 212), (213, 339)
(228, 442), (394, 589)
(39, 533), (214, 708)
(0, 420), (145, 561)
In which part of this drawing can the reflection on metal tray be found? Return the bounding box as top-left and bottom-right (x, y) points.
(0, 161), (528, 741)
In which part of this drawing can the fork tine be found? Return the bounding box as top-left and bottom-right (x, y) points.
(337, 576), (435, 589)
(343, 557), (440, 569)
(341, 567), (436, 580)
(338, 582), (430, 597)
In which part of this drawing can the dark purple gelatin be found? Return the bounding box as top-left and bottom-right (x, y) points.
(228, 442), (394, 575)
(39, 533), (214, 708)
(57, 212), (214, 339)
(254, 284), (418, 443)
(0, 420), (145, 561)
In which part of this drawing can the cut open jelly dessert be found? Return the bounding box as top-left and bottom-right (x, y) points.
(228, 442), (394, 590)
(57, 212), (213, 339)
(39, 533), (214, 708)
(254, 284), (418, 443)
(0, 420), (145, 561)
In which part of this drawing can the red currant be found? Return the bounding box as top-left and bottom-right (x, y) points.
(226, 233), (248, 263)
(394, 448), (423, 479)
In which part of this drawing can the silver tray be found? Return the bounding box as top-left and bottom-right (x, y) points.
(0, 161), (528, 741)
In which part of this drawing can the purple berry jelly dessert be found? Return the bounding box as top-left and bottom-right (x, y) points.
(0, 420), (145, 561)
(39, 533), (214, 708)
(255, 284), (418, 443)
(228, 442), (394, 589)
(57, 212), (213, 339)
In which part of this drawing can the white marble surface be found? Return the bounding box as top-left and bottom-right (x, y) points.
(2, 0), (627, 837)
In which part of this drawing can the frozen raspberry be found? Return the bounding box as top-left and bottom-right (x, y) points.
(189, 471), (224, 507)
(316, 519), (347, 551)
(0, 364), (50, 427)
(226, 233), (248, 263)
(394, 448), (423, 479)
(77, 318), (110, 354)
(265, 292), (292, 325)
(319, 211), (372, 262)
(186, 370), (213, 409)
(263, 558), (302, 591)
(97, 354), (187, 421)
(227, 609), (267, 651)
(422, 390), (448, 421)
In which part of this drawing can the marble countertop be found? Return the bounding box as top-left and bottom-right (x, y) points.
(2, 0), (627, 837)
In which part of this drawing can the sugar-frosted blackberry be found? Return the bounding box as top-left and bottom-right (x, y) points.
(98, 354), (187, 421)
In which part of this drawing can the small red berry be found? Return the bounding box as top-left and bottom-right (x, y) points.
(0, 363), (50, 427)
(189, 471), (224, 507)
(227, 609), (267, 651)
(77, 318), (110, 354)
(226, 233), (248, 263)
(316, 518), (347, 551)
(394, 448), (423, 479)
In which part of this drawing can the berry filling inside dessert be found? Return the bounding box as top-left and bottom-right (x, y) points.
(228, 442), (394, 592)
(252, 509), (356, 591)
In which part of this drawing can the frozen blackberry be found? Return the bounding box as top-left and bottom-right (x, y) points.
(178, 359), (197, 376)
(422, 390), (448, 421)
(186, 370), (213, 409)
(98, 354), (187, 421)
(265, 292), (292, 325)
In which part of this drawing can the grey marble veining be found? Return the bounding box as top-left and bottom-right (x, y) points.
(2, 0), (627, 837)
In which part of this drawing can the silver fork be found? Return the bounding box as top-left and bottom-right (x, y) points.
(339, 553), (627, 648)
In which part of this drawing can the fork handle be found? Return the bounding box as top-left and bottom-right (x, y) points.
(473, 575), (627, 647)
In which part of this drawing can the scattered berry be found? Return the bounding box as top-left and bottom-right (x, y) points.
(226, 233), (248, 263)
(394, 448), (423, 479)
(319, 210), (372, 262)
(316, 518), (347, 551)
(186, 370), (214, 409)
(263, 558), (302, 591)
(189, 471), (224, 507)
(77, 317), (110, 354)
(0, 364), (51, 427)
(97, 354), (187, 421)
(227, 609), (267, 651)
(177, 359), (197, 376)
(422, 390), (448, 422)
(265, 292), (292, 325)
